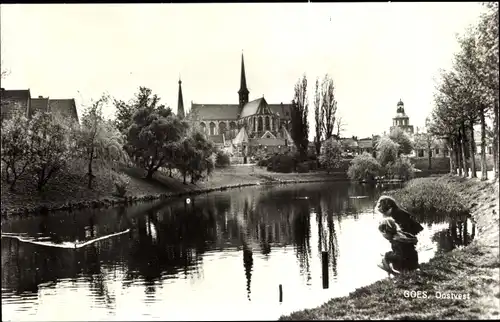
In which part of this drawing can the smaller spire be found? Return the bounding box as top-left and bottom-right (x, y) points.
(177, 76), (185, 119)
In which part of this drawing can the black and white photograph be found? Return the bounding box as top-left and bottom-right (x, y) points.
(1, 2), (499, 321)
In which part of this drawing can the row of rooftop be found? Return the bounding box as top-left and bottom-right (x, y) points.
(0, 88), (79, 123)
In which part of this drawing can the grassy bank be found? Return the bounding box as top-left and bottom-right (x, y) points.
(0, 164), (347, 217)
(280, 175), (499, 320)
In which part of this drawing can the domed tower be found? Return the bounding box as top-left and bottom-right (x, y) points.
(390, 99), (414, 135)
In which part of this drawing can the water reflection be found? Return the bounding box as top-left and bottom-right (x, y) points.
(432, 218), (475, 253)
(1, 182), (473, 321)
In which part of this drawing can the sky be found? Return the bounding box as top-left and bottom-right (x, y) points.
(0, 2), (486, 139)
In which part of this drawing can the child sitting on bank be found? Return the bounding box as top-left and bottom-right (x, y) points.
(377, 217), (419, 276)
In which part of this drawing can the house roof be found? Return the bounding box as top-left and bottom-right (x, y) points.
(191, 103), (239, 120)
(0, 89), (31, 101)
(341, 138), (358, 147)
(30, 98), (50, 117)
(232, 127), (249, 145)
(250, 137), (287, 146)
(49, 99), (79, 122)
(358, 139), (373, 149)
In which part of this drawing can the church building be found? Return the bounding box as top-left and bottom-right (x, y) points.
(390, 99), (414, 135)
(182, 54), (295, 162)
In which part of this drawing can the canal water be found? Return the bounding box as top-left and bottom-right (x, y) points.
(1, 182), (475, 321)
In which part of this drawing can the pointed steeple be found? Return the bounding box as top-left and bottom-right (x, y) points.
(238, 52), (249, 109)
(177, 77), (185, 119)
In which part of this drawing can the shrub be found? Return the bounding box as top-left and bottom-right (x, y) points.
(257, 158), (269, 167)
(307, 160), (318, 171)
(319, 138), (342, 173)
(113, 172), (130, 197)
(376, 136), (399, 167)
(347, 152), (382, 182)
(386, 157), (416, 181)
(387, 177), (469, 221)
(267, 153), (295, 173)
(296, 162), (310, 173)
(215, 150), (230, 168)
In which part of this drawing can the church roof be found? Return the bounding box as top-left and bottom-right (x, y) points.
(240, 97), (267, 118)
(191, 103), (239, 120)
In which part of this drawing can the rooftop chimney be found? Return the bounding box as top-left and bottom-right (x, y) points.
(39, 96), (43, 99)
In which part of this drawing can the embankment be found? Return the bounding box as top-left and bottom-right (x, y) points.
(1, 165), (348, 217)
(280, 175), (499, 320)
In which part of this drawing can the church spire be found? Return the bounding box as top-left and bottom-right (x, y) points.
(177, 77), (185, 119)
(238, 52), (249, 109)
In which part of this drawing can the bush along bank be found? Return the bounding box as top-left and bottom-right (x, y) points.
(0, 174), (349, 218)
(280, 175), (500, 320)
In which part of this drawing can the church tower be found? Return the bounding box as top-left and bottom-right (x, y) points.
(177, 78), (185, 119)
(238, 53), (249, 111)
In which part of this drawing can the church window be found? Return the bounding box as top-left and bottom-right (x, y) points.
(258, 117), (263, 132)
(265, 116), (270, 131)
(229, 122), (236, 130)
(219, 122), (227, 135)
(200, 122), (206, 133)
(209, 122), (216, 135)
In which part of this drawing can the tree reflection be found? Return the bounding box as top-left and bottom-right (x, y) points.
(3, 181), (387, 304)
(431, 217), (475, 253)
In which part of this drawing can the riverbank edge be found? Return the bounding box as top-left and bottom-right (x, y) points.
(0, 176), (350, 218)
(279, 175), (500, 320)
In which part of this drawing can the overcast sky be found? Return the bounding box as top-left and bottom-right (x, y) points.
(0, 2), (485, 139)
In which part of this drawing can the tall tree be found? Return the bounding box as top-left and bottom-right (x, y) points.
(335, 115), (347, 138)
(321, 74), (337, 140)
(28, 112), (71, 191)
(290, 75), (309, 159)
(0, 111), (32, 190)
(125, 89), (188, 179)
(313, 78), (323, 159)
(476, 2), (499, 178)
(436, 69), (470, 177)
(77, 94), (129, 189)
(114, 86), (164, 136)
